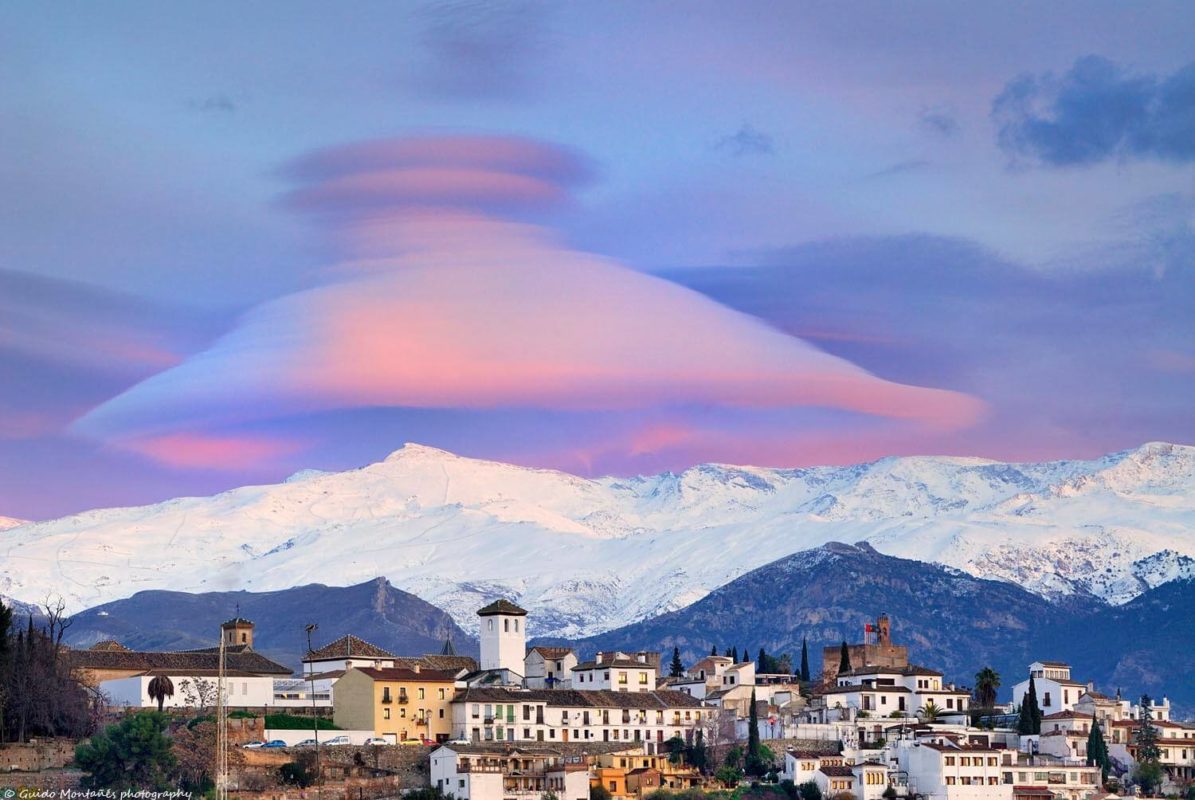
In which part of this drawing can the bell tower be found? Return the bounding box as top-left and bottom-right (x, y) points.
(221, 616), (255, 649)
(477, 599), (527, 673)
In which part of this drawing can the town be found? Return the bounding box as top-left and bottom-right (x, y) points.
(1, 599), (1191, 800)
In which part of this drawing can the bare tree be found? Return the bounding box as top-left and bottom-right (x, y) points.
(178, 677), (219, 713)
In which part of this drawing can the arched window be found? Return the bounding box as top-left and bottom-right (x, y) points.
(504, 619), (510, 632)
(488, 619), (494, 631)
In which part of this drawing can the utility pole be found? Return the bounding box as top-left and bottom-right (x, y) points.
(305, 623), (321, 792)
(216, 631), (228, 800)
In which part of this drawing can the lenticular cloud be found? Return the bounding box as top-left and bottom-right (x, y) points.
(73, 135), (983, 466)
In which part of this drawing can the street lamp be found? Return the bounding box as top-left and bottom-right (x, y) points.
(305, 623), (321, 790)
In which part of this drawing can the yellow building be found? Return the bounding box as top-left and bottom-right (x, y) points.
(333, 665), (461, 743)
(590, 751), (705, 799)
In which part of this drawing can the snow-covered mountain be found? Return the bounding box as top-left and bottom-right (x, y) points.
(0, 516), (28, 531)
(2, 442), (1192, 637)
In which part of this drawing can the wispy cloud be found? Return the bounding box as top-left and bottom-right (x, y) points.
(993, 56), (1195, 167)
(865, 159), (931, 180)
(918, 105), (960, 138)
(715, 124), (775, 157)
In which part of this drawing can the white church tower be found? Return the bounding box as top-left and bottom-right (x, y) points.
(478, 599), (527, 674)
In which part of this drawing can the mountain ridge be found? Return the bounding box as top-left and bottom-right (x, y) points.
(1, 441), (1192, 638)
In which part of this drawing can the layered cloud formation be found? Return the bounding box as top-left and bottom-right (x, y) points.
(72, 135), (983, 467)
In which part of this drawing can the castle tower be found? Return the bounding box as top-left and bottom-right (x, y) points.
(877, 614), (891, 646)
(221, 617), (254, 649)
(477, 599), (527, 673)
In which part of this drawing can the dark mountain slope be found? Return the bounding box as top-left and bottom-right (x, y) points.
(63, 578), (476, 670)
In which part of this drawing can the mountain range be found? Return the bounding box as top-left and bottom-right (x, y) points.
(56, 578), (474, 672)
(558, 542), (1195, 713)
(1, 442), (1192, 639)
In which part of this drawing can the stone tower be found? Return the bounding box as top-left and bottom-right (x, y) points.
(221, 617), (255, 649)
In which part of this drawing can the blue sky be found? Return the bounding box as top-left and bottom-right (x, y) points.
(2, 2), (1193, 518)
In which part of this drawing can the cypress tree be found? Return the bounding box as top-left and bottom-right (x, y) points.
(800, 637), (810, 682)
(758, 647), (767, 673)
(745, 689), (764, 776)
(731, 646), (739, 663)
(670, 647), (684, 678)
(1019, 675), (1042, 735)
(1086, 716), (1110, 784)
(838, 641), (851, 674)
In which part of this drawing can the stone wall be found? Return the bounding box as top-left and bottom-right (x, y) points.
(0, 739), (77, 772)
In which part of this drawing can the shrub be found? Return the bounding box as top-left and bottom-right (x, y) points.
(592, 785), (613, 800)
(264, 713), (341, 730)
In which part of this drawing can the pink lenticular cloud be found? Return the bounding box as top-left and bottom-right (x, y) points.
(119, 433), (304, 470)
(72, 135), (984, 467)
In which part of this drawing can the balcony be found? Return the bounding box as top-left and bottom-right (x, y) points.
(416, 717), (430, 726)
(398, 694), (410, 704)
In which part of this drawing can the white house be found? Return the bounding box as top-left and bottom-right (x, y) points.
(451, 686), (706, 754)
(525, 646), (577, 689)
(819, 664), (970, 721)
(102, 671), (275, 709)
(431, 743), (616, 800)
(571, 651), (659, 693)
(886, 737), (1008, 800)
(1010, 662), (1090, 716)
(302, 633), (399, 673)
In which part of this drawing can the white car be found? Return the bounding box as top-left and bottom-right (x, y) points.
(324, 735), (352, 746)
(364, 737), (390, 746)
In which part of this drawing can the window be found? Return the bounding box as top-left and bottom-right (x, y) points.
(383, 688), (392, 703)
(947, 698), (954, 709)
(384, 708), (391, 720)
(418, 688), (425, 700)
(1043, 692), (1052, 708)
(439, 688), (446, 700)
(504, 619), (509, 632)
(945, 757), (955, 766)
(514, 619), (519, 632)
(488, 619), (493, 631)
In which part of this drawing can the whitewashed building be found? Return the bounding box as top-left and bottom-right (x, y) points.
(431, 743), (598, 800)
(571, 651), (659, 693)
(525, 646), (577, 689)
(1009, 662), (1090, 716)
(451, 686), (706, 754)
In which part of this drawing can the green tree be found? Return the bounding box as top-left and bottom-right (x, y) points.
(670, 647), (685, 678)
(838, 641), (851, 674)
(731, 646), (739, 663)
(591, 785), (613, 800)
(799, 637), (810, 682)
(798, 780), (823, 800)
(666, 734), (686, 764)
(758, 647), (768, 674)
(1086, 716), (1110, 784)
(745, 689), (765, 776)
(918, 701), (944, 723)
(1134, 695), (1163, 795)
(711, 645), (719, 657)
(973, 667), (1000, 709)
(689, 728), (708, 773)
(715, 765), (743, 787)
(75, 712), (177, 791)
(1018, 675), (1042, 735)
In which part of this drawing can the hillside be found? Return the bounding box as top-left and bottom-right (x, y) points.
(2, 442), (1192, 637)
(60, 578), (475, 670)
(556, 543), (1195, 715)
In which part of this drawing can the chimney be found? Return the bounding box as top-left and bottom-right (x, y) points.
(413, 663), (422, 674)
(637, 653), (647, 664)
(596, 651), (604, 664)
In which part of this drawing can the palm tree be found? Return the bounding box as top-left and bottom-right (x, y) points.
(148, 674), (175, 712)
(974, 667), (1001, 709)
(918, 700), (944, 723)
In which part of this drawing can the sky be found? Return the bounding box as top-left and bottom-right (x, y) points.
(2, 1), (1194, 520)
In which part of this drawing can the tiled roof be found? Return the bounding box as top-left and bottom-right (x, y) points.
(528, 646), (574, 659)
(89, 640), (130, 652)
(477, 599), (527, 617)
(1034, 661), (1070, 668)
(838, 664), (943, 678)
(1041, 710), (1089, 720)
(354, 667), (460, 682)
(222, 617), (254, 627)
(66, 647), (292, 676)
(455, 687), (704, 710)
(306, 634), (397, 661)
(397, 654), (478, 673)
(819, 766), (854, 777)
(436, 742), (637, 757)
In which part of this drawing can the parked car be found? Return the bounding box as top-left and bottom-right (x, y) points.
(446, 738), (470, 745)
(241, 741), (267, 749)
(399, 739), (427, 746)
(324, 735), (352, 746)
(261, 740), (288, 749)
(363, 737), (390, 746)
(293, 739), (319, 748)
